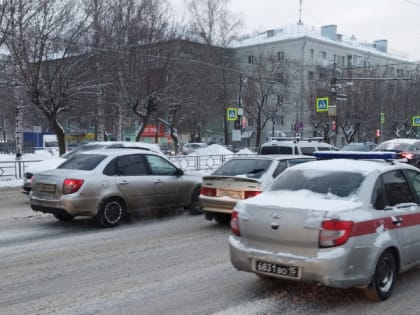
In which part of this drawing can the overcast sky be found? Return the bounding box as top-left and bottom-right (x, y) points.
(171, 0), (420, 61)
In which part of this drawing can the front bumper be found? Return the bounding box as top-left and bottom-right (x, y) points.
(229, 235), (372, 289)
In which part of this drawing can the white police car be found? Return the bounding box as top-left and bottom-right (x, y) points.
(229, 152), (420, 301)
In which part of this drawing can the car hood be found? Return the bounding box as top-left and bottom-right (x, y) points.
(25, 157), (67, 174)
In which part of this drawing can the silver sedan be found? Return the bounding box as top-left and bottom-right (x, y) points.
(230, 153), (420, 301)
(30, 149), (202, 227)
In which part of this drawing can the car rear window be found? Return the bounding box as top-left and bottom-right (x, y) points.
(212, 159), (273, 179)
(260, 146), (294, 155)
(271, 169), (365, 198)
(58, 154), (106, 170)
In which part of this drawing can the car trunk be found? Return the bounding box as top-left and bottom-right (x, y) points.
(239, 204), (327, 257)
(202, 176), (261, 199)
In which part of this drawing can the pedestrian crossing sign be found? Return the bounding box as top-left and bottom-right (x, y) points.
(413, 116), (420, 127)
(316, 97), (329, 112)
(227, 108), (238, 121)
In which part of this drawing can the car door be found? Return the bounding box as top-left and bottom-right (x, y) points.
(403, 169), (420, 263)
(373, 169), (420, 265)
(105, 154), (156, 211)
(144, 154), (186, 208)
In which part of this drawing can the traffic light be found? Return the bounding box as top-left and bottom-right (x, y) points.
(375, 129), (381, 138)
(332, 120), (336, 131)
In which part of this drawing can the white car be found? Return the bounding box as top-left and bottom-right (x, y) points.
(259, 137), (337, 155)
(22, 141), (162, 194)
(230, 151), (420, 301)
(181, 143), (207, 155)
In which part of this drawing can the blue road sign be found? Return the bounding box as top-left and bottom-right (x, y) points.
(316, 97), (329, 112)
(413, 116), (420, 127)
(227, 108), (238, 121)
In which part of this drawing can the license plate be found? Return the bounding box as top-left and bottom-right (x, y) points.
(218, 189), (242, 199)
(255, 260), (300, 278)
(36, 183), (56, 193)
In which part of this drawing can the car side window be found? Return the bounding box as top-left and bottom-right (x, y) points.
(272, 161), (287, 178)
(415, 142), (420, 150)
(115, 154), (148, 176)
(300, 147), (315, 155)
(382, 170), (416, 207)
(405, 170), (420, 202)
(145, 155), (178, 175)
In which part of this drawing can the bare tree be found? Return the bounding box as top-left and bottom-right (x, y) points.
(185, 0), (242, 145)
(6, 0), (93, 155)
(242, 52), (297, 148)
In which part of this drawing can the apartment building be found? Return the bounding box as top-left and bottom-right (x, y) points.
(232, 24), (415, 144)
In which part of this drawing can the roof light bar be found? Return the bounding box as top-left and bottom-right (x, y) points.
(314, 151), (399, 160)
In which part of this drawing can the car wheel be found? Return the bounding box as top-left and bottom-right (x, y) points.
(365, 250), (397, 301)
(189, 187), (203, 215)
(96, 198), (126, 228)
(214, 213), (231, 225)
(53, 212), (75, 222)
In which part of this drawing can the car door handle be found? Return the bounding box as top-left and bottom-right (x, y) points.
(118, 180), (129, 185)
(154, 180), (163, 184)
(391, 216), (403, 225)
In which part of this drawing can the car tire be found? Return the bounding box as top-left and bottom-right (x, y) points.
(214, 213), (231, 225)
(189, 187), (203, 215)
(365, 250), (397, 301)
(53, 212), (75, 222)
(96, 198), (126, 228)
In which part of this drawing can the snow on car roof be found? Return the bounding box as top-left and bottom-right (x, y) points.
(290, 158), (401, 175)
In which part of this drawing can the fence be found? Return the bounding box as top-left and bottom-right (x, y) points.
(0, 153), (256, 179)
(0, 159), (44, 179)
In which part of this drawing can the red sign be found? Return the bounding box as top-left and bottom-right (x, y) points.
(141, 125), (165, 137)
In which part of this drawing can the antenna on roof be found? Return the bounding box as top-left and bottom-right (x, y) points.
(297, 0), (304, 30)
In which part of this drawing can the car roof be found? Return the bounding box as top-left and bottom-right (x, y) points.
(229, 154), (315, 160)
(380, 138), (419, 144)
(290, 158), (416, 175)
(71, 148), (164, 158)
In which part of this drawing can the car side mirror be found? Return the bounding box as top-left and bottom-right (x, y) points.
(177, 168), (184, 176)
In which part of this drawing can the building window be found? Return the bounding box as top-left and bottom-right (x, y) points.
(277, 51), (284, 61)
(248, 117), (254, 127)
(320, 51), (326, 59)
(341, 56), (345, 66)
(248, 56), (254, 64)
(310, 49), (314, 59)
(308, 71), (315, 80)
(347, 55), (352, 66)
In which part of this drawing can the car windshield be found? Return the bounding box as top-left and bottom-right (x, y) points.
(212, 159), (272, 179)
(58, 154), (107, 170)
(270, 169), (365, 198)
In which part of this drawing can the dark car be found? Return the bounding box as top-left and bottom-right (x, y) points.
(373, 138), (420, 168)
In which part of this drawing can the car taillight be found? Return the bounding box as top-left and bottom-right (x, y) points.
(244, 190), (261, 199)
(63, 179), (84, 195)
(231, 210), (240, 236)
(319, 220), (353, 248)
(201, 187), (217, 197)
(400, 152), (413, 160)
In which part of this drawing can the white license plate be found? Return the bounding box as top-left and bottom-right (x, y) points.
(218, 189), (242, 199)
(36, 183), (56, 193)
(255, 260), (300, 278)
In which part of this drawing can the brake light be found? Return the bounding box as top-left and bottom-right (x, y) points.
(63, 178), (84, 194)
(319, 220), (353, 248)
(201, 187), (217, 197)
(244, 190), (261, 199)
(231, 210), (240, 236)
(400, 152), (413, 160)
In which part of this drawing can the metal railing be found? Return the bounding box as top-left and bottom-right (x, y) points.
(0, 159), (43, 179)
(0, 153), (256, 179)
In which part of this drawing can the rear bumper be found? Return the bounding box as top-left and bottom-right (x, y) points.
(30, 195), (98, 217)
(229, 235), (372, 289)
(199, 195), (237, 214)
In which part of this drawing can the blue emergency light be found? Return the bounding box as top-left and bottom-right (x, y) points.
(314, 151), (400, 160)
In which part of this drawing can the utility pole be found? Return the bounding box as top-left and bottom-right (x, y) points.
(328, 63), (339, 144)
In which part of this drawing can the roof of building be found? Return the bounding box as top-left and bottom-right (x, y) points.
(231, 24), (410, 62)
